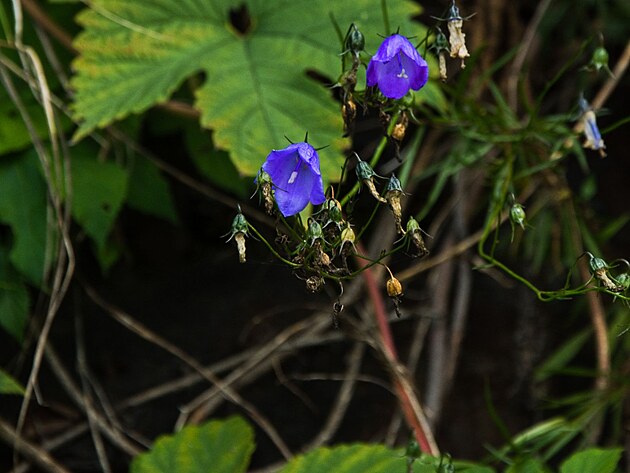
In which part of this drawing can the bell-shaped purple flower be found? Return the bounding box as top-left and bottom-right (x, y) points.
(260, 142), (326, 217)
(367, 34), (429, 99)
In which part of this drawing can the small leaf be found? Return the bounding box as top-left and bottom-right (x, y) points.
(71, 153), (129, 251)
(0, 152), (48, 287)
(0, 369), (25, 395)
(279, 443), (435, 473)
(130, 416), (255, 473)
(560, 448), (622, 473)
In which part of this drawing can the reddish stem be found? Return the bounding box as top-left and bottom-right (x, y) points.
(355, 243), (437, 455)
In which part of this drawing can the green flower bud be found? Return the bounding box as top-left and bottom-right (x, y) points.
(509, 203), (526, 230)
(344, 23), (365, 55)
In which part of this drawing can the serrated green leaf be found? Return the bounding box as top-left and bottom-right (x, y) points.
(279, 443), (436, 473)
(559, 448), (622, 473)
(127, 157), (178, 224)
(71, 153), (128, 251)
(130, 416), (254, 473)
(0, 152), (48, 287)
(71, 0), (424, 180)
(0, 369), (25, 395)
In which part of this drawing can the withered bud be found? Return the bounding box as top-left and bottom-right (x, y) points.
(433, 27), (450, 82)
(446, 4), (470, 70)
(594, 268), (623, 292)
(235, 233), (247, 263)
(406, 216), (429, 257)
(385, 174), (404, 234)
(342, 98), (357, 132)
(306, 275), (325, 293)
(256, 170), (275, 215)
(439, 52), (448, 82)
(386, 275), (403, 298)
(391, 113), (409, 142)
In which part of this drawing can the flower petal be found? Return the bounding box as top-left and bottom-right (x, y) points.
(260, 142), (325, 217)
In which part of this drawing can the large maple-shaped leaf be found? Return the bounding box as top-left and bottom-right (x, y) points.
(71, 0), (423, 179)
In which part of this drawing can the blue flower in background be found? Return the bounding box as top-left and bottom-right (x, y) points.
(260, 142), (326, 217)
(367, 34), (429, 99)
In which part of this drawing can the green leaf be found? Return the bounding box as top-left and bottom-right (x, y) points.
(0, 369), (25, 395)
(71, 0), (424, 180)
(560, 448), (622, 473)
(71, 153), (129, 251)
(127, 157), (178, 224)
(278, 443), (436, 473)
(0, 246), (30, 341)
(130, 416), (255, 473)
(0, 152), (48, 287)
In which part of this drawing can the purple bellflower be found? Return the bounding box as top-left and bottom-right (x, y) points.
(367, 34), (429, 99)
(260, 142), (326, 217)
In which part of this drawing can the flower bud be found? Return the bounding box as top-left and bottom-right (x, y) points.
(306, 218), (324, 246)
(225, 206), (249, 263)
(340, 224), (355, 245)
(591, 46), (609, 72)
(344, 23), (365, 57)
(509, 203), (526, 230)
(322, 197), (345, 230)
(616, 273), (630, 292)
(355, 155), (387, 204)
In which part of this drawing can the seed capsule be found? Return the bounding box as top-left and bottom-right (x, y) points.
(386, 275), (403, 298)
